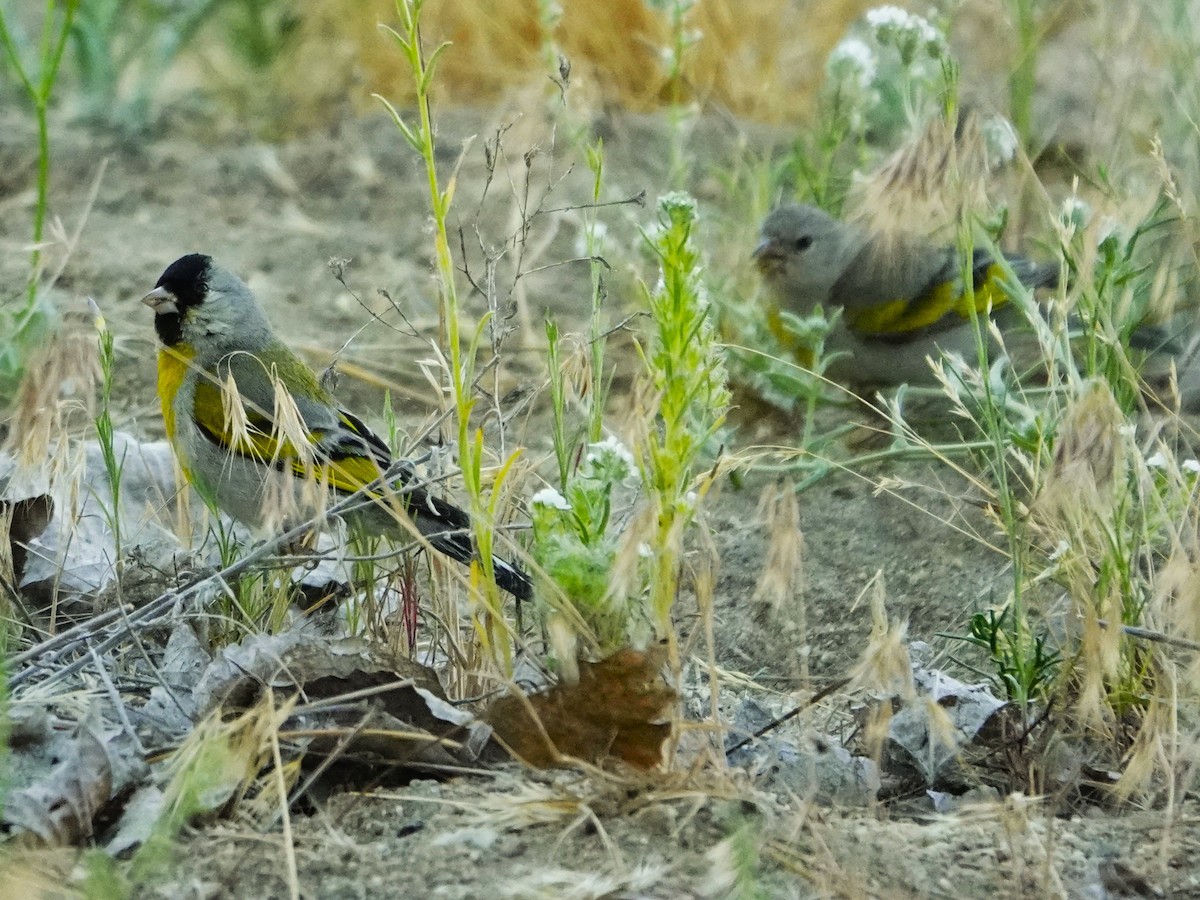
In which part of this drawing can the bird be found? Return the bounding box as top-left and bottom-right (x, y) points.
(142, 253), (532, 601)
(753, 203), (1059, 386)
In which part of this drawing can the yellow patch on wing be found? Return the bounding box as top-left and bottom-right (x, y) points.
(846, 264), (1010, 337)
(766, 307), (795, 351)
(191, 378), (387, 495)
(320, 453), (387, 495)
(966, 265), (1012, 317)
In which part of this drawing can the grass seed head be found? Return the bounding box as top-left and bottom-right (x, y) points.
(1038, 379), (1126, 528)
(847, 107), (992, 242)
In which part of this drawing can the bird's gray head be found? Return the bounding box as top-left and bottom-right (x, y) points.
(753, 204), (862, 310)
(142, 254), (272, 357)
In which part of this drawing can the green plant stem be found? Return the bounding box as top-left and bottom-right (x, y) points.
(92, 303), (124, 569)
(0, 0), (78, 303)
(545, 318), (571, 488)
(664, 0), (692, 188)
(376, 0), (511, 671)
(956, 223), (1040, 712)
(641, 195), (729, 657)
(1009, 0), (1037, 150)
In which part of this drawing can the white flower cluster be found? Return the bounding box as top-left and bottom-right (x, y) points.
(586, 435), (638, 483)
(531, 486), (572, 510)
(982, 115), (1019, 167)
(824, 5), (951, 136)
(865, 5), (944, 54)
(828, 37), (876, 91)
(1057, 196), (1092, 241)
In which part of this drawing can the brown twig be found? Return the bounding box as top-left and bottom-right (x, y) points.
(1099, 619), (1200, 652)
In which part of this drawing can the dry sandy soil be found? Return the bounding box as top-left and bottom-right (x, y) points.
(1, 97), (1196, 898)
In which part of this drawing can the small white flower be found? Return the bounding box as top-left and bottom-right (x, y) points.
(828, 37), (877, 88)
(1049, 540), (1071, 561)
(865, 5), (910, 29)
(915, 17), (941, 46)
(1145, 451), (1168, 469)
(1057, 197), (1091, 233)
(1118, 423), (1137, 437)
(531, 487), (571, 510)
(830, 36), (875, 70)
(587, 435), (637, 472)
(866, 5), (943, 53)
(982, 116), (1018, 167)
(1184, 459), (1200, 474)
(659, 190), (699, 220)
(638, 542), (653, 558)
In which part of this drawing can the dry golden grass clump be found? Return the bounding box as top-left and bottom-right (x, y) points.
(845, 109), (995, 242)
(273, 0), (881, 126)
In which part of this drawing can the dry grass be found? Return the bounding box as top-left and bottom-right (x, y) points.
(261, 0), (877, 130)
(6, 0), (1200, 894)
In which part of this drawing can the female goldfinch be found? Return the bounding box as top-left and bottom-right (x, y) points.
(753, 203), (1059, 385)
(143, 253), (532, 600)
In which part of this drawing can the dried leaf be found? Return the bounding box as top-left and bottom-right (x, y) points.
(193, 630), (444, 713)
(105, 785), (166, 858)
(486, 645), (675, 769)
(0, 495), (53, 584)
(8, 435), (190, 601)
(193, 628), (489, 780)
(0, 848), (77, 898)
(2, 716), (146, 848)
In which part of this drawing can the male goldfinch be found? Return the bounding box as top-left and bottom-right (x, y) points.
(143, 253), (532, 600)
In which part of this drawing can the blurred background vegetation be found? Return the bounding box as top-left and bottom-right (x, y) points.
(1, 0), (1193, 202)
(0, 0), (1079, 133)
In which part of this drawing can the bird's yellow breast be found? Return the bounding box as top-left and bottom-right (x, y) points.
(157, 345), (195, 470)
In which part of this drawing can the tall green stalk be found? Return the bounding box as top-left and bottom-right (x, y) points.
(1009, 0), (1038, 150)
(375, 0), (513, 670)
(0, 0), (78, 304)
(639, 194), (730, 662)
(91, 302), (125, 571)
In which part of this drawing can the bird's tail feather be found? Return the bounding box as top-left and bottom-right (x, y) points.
(339, 481), (533, 600)
(408, 490), (533, 601)
(424, 529), (533, 601)
(1004, 255), (1060, 291)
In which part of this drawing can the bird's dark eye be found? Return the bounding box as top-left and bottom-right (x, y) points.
(794, 235), (813, 252)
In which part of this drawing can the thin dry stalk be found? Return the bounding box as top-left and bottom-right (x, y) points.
(751, 482), (807, 686)
(266, 689), (300, 900)
(4, 308), (98, 470)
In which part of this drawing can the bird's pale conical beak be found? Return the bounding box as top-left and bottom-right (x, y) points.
(141, 286), (177, 313)
(752, 238), (784, 272)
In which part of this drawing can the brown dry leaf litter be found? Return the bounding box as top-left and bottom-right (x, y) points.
(487, 645), (675, 769)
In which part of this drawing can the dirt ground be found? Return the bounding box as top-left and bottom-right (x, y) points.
(2, 96), (1197, 898)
